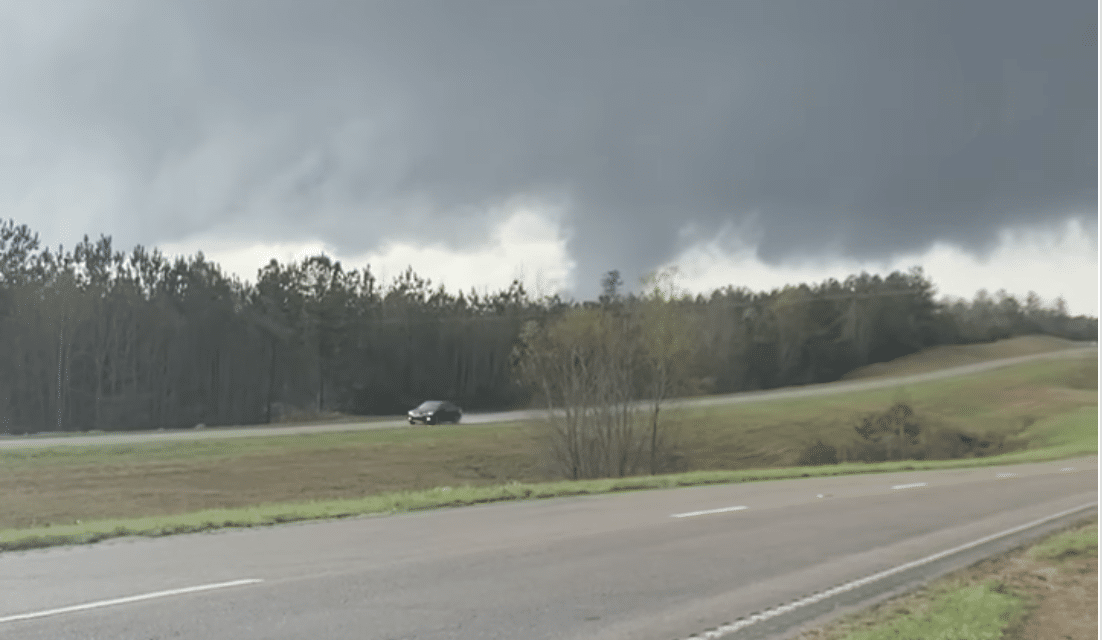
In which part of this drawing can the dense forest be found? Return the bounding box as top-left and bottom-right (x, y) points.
(0, 219), (1095, 434)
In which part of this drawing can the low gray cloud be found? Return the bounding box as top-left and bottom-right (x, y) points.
(0, 0), (1095, 296)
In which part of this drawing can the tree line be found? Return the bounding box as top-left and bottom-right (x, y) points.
(0, 219), (1094, 434)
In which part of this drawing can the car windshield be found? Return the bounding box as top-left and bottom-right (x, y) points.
(416, 401), (443, 410)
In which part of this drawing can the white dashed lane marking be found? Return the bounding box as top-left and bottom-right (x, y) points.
(0, 579), (264, 624)
(672, 506), (749, 518)
(679, 466), (1075, 518)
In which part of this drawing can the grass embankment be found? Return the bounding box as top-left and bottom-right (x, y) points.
(679, 353), (1096, 467)
(840, 334), (1091, 380)
(794, 520), (1098, 640)
(0, 343), (1095, 551)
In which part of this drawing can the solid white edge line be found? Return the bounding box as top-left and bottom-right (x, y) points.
(672, 506), (749, 518)
(685, 501), (1096, 640)
(891, 482), (928, 490)
(0, 578), (264, 624)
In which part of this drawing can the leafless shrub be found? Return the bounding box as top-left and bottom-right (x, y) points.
(513, 290), (692, 479)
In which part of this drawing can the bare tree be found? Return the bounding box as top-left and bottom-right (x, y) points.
(514, 275), (697, 479)
(514, 306), (648, 479)
(638, 268), (697, 474)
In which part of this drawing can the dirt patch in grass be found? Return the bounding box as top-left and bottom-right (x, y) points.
(960, 546), (1097, 640)
(791, 520), (1098, 640)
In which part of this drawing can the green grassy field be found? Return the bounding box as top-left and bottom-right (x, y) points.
(0, 342), (1095, 551)
(841, 580), (1024, 640)
(1027, 521), (1099, 563)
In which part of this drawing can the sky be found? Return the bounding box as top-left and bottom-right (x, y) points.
(0, 1), (1098, 315)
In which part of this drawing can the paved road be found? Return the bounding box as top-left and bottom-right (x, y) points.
(0, 456), (1095, 639)
(0, 346), (1094, 450)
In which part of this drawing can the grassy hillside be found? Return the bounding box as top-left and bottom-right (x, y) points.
(841, 335), (1091, 380)
(0, 345), (1094, 537)
(675, 351), (1096, 469)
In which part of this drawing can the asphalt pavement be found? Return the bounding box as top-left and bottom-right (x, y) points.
(0, 456), (1095, 639)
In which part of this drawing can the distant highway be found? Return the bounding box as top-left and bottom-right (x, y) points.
(0, 345), (1093, 450)
(0, 456), (1095, 639)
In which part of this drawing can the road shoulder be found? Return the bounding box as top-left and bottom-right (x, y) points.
(787, 518), (1097, 640)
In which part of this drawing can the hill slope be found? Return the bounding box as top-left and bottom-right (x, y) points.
(841, 335), (1092, 381)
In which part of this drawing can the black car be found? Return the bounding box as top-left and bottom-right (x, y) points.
(407, 400), (462, 425)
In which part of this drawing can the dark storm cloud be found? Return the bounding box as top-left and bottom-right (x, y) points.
(2, 0), (1095, 295)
